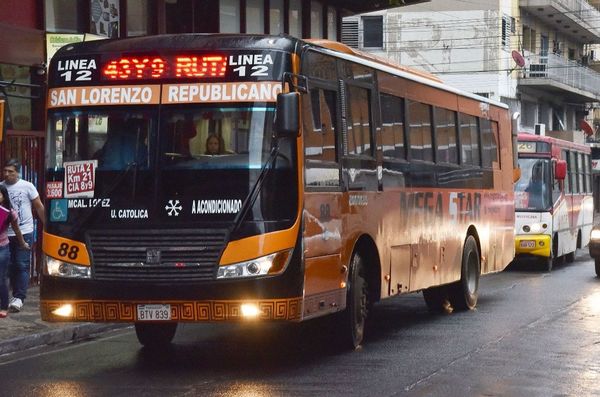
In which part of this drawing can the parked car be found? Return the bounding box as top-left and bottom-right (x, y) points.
(589, 226), (600, 277)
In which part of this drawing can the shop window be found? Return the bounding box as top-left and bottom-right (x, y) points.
(46, 0), (84, 33)
(220, 0), (240, 33)
(246, 0), (264, 34)
(289, 0), (302, 38)
(269, 0), (284, 34)
(0, 64), (34, 131)
(90, 0), (120, 38)
(127, 0), (153, 37)
(311, 1), (323, 38)
(327, 7), (337, 41)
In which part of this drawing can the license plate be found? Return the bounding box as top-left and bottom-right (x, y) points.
(520, 240), (536, 248)
(137, 304), (171, 321)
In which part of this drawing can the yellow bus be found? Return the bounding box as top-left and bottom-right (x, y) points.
(41, 34), (516, 349)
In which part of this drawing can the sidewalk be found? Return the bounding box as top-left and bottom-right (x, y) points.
(0, 286), (126, 356)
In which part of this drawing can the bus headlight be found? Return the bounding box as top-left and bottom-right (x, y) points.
(217, 249), (293, 279)
(44, 256), (91, 278)
(591, 228), (600, 241)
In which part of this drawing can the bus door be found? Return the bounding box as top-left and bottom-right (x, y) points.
(300, 50), (346, 307)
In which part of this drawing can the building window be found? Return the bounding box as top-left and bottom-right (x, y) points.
(90, 0), (120, 37)
(246, 0), (264, 34)
(523, 26), (536, 53)
(362, 16), (383, 48)
(127, 0), (152, 37)
(327, 7), (337, 41)
(220, 0), (240, 33)
(501, 15), (512, 49)
(269, 0), (284, 34)
(311, 1), (323, 38)
(0, 64), (34, 131)
(46, 0), (84, 33)
(289, 0), (302, 38)
(166, 0), (194, 33)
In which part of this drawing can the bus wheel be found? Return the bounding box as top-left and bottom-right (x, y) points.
(449, 236), (480, 311)
(595, 259), (600, 277)
(338, 252), (368, 350)
(135, 322), (178, 347)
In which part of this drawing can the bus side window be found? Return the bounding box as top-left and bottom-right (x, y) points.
(302, 85), (340, 187)
(434, 106), (458, 164)
(346, 85), (373, 157)
(459, 113), (480, 167)
(408, 100), (433, 162)
(381, 93), (406, 161)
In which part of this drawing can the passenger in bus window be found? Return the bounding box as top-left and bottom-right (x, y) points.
(205, 134), (225, 155)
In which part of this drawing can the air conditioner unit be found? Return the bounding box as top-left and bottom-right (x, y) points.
(534, 123), (546, 136)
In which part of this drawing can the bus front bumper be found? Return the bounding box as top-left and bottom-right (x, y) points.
(515, 234), (551, 258)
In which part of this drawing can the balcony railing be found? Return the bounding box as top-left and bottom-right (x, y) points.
(519, 0), (600, 41)
(521, 53), (600, 98)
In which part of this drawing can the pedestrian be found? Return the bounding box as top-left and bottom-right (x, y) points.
(0, 184), (30, 318)
(1, 159), (45, 313)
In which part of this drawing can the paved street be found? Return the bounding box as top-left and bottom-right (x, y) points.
(0, 250), (599, 397)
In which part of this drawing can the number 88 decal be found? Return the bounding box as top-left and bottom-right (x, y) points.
(58, 242), (79, 260)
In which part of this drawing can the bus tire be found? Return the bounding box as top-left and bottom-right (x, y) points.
(338, 251), (368, 350)
(595, 259), (600, 277)
(449, 235), (480, 311)
(135, 322), (178, 348)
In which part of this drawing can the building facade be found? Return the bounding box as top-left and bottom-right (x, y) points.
(344, 0), (600, 142)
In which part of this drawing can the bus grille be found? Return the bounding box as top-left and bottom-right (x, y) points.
(87, 229), (228, 282)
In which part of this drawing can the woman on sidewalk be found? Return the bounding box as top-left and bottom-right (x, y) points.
(0, 184), (29, 318)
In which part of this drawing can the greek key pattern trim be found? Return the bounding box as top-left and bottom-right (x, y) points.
(41, 298), (303, 322)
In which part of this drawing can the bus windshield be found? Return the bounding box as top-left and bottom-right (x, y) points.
(46, 103), (297, 236)
(515, 158), (552, 210)
(47, 105), (277, 171)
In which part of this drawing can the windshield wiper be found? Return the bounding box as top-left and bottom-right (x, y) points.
(230, 143), (280, 237)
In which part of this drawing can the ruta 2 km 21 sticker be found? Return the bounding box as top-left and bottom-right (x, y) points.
(64, 160), (97, 198)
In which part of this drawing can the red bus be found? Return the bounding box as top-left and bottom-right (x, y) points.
(514, 133), (593, 270)
(41, 34), (516, 349)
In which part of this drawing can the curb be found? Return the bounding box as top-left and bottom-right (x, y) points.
(0, 323), (130, 357)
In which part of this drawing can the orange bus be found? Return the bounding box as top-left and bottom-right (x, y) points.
(41, 34), (516, 349)
(514, 133), (593, 270)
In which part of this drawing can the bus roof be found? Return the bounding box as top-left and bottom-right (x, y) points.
(304, 39), (443, 83)
(518, 133), (591, 153)
(52, 33), (508, 111)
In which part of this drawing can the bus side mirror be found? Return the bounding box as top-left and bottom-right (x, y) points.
(555, 160), (567, 180)
(275, 92), (299, 138)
